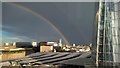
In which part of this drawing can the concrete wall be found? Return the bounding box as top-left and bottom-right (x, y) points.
(40, 46), (53, 52)
(0, 51), (25, 61)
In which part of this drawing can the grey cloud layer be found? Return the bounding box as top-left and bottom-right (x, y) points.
(2, 2), (98, 45)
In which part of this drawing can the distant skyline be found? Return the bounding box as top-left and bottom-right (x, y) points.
(2, 2), (98, 45)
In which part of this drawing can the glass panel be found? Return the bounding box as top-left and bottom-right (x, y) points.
(99, 45), (103, 52)
(98, 53), (103, 60)
(113, 54), (119, 62)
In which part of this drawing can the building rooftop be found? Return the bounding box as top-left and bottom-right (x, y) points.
(0, 46), (25, 51)
(16, 52), (94, 67)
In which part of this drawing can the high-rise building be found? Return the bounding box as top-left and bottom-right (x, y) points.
(96, 0), (120, 66)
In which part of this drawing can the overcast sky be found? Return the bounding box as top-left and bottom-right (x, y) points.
(2, 2), (98, 45)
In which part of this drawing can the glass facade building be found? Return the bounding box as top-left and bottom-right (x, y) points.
(96, 0), (120, 66)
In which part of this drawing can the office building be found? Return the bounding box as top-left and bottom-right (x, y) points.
(96, 1), (120, 66)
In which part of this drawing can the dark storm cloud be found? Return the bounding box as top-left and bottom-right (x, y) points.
(2, 2), (98, 45)
(3, 3), (62, 41)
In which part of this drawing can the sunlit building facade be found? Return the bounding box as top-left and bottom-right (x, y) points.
(96, 0), (120, 66)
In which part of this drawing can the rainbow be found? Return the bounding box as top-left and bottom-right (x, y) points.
(7, 3), (70, 45)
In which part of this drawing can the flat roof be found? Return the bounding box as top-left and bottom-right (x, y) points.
(1, 48), (25, 52)
(17, 52), (93, 66)
(0, 46), (25, 51)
